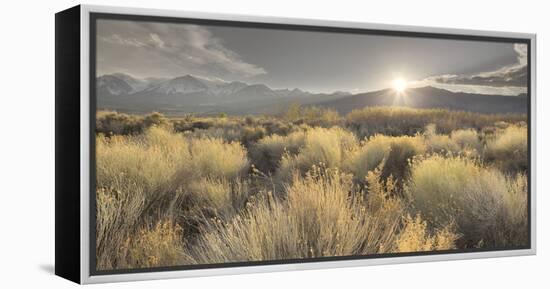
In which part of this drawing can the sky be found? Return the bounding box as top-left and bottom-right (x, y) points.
(96, 19), (528, 95)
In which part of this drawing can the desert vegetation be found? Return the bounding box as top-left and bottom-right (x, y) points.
(95, 106), (529, 270)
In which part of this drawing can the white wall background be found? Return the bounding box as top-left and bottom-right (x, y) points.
(0, 0), (547, 287)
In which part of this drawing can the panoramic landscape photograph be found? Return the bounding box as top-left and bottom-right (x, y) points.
(94, 18), (529, 271)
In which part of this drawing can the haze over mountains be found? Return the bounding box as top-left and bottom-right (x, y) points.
(97, 73), (527, 116)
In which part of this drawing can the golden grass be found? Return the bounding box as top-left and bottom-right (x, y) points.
(344, 135), (425, 185)
(189, 168), (406, 262)
(346, 106), (525, 138)
(393, 215), (458, 253)
(94, 107), (528, 269)
(451, 128), (481, 151)
(406, 155), (528, 247)
(277, 127), (357, 181)
(121, 219), (190, 268)
(95, 126), (250, 269)
(249, 129), (307, 173)
(485, 125), (528, 173)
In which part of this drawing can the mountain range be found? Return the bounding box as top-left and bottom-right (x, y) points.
(96, 73), (527, 115)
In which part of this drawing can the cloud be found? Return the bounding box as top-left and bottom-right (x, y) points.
(514, 43), (528, 66)
(426, 65), (527, 87)
(100, 34), (147, 47)
(410, 80), (527, 96)
(97, 20), (266, 78)
(148, 33), (165, 48)
(422, 43), (528, 94)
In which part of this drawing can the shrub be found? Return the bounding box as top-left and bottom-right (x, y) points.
(172, 115), (195, 133)
(345, 106), (525, 139)
(96, 127), (190, 192)
(96, 111), (143, 135)
(343, 135), (392, 181)
(239, 126), (266, 147)
(485, 125), (528, 173)
(249, 130), (308, 173)
(284, 103), (302, 121)
(277, 127), (357, 181)
(187, 177), (251, 219)
(406, 155), (528, 247)
(451, 128), (481, 151)
(393, 215), (458, 253)
(423, 124), (459, 154)
(284, 104), (341, 127)
(185, 127), (242, 143)
(191, 120), (214, 130)
(380, 137), (426, 192)
(95, 127), (251, 269)
(95, 128), (191, 269)
(96, 185), (147, 270)
(184, 123), (265, 148)
(96, 111), (175, 135)
(95, 108), (529, 268)
(425, 134), (459, 154)
(188, 137), (249, 180)
(361, 169), (458, 252)
(189, 168), (404, 263)
(122, 220), (189, 268)
(344, 135), (425, 186)
(143, 111), (170, 128)
(301, 106), (341, 127)
(262, 119), (293, 136)
(496, 173), (529, 247)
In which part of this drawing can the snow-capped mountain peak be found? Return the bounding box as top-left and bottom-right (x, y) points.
(152, 75), (209, 94)
(110, 73), (149, 93)
(96, 75), (133, 96)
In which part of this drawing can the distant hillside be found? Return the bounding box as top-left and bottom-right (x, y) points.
(96, 73), (347, 115)
(316, 86), (527, 114)
(96, 73), (527, 115)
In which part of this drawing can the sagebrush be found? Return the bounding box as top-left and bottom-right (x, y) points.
(95, 107), (528, 269)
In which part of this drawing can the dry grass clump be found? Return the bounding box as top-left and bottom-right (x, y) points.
(121, 220), (190, 268)
(96, 111), (172, 136)
(346, 107), (440, 138)
(495, 173), (529, 247)
(407, 155), (495, 228)
(185, 125), (266, 148)
(96, 127), (190, 196)
(485, 125), (528, 173)
(344, 135), (425, 185)
(185, 127), (242, 143)
(96, 111), (143, 135)
(364, 170), (458, 252)
(425, 134), (459, 154)
(345, 106), (525, 138)
(406, 155), (528, 247)
(188, 137), (249, 180)
(284, 104), (341, 127)
(451, 128), (481, 152)
(187, 177), (251, 219)
(189, 168), (404, 263)
(249, 130), (308, 173)
(95, 127), (190, 269)
(423, 124), (460, 154)
(393, 215), (458, 253)
(277, 127), (357, 181)
(95, 126), (251, 269)
(343, 135), (391, 181)
(96, 185), (147, 270)
(380, 137), (426, 192)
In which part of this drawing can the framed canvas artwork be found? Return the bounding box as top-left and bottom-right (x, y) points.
(55, 4), (536, 284)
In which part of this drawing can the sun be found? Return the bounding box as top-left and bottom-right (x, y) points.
(392, 78), (408, 93)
